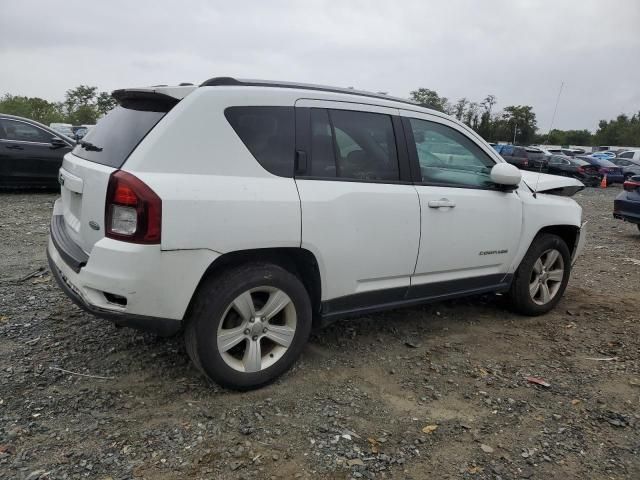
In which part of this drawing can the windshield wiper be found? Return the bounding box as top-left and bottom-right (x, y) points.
(78, 140), (103, 152)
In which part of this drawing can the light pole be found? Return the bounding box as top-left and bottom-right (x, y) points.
(513, 123), (517, 144)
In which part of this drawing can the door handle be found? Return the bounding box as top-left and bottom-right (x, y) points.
(6, 145), (24, 150)
(428, 198), (456, 208)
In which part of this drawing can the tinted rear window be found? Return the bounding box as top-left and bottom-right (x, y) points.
(72, 102), (170, 168)
(225, 106), (294, 177)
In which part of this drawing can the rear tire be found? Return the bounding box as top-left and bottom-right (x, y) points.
(508, 234), (571, 316)
(185, 262), (312, 390)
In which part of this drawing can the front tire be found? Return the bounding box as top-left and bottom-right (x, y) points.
(185, 263), (312, 390)
(508, 234), (571, 316)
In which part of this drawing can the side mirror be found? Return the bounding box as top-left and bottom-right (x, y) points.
(491, 162), (522, 189)
(50, 137), (68, 148)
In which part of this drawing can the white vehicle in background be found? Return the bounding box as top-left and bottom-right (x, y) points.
(49, 122), (74, 139)
(47, 78), (586, 390)
(616, 150), (640, 162)
(72, 124), (94, 140)
(611, 150), (640, 179)
(535, 146), (564, 157)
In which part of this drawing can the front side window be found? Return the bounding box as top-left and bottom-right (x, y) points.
(408, 118), (495, 188)
(0, 119), (53, 143)
(225, 106), (294, 177)
(619, 152), (634, 159)
(308, 108), (399, 181)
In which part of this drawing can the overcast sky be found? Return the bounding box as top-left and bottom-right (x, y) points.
(1, 0), (638, 131)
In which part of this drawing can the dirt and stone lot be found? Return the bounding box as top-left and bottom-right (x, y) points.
(0, 186), (639, 480)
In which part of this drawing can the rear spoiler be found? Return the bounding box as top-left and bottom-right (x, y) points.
(111, 90), (180, 112)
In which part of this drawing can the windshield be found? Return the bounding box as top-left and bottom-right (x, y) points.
(72, 101), (171, 168)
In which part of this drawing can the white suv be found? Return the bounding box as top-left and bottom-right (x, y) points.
(48, 77), (586, 390)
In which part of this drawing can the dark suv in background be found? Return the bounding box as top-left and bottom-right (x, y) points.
(492, 145), (546, 171)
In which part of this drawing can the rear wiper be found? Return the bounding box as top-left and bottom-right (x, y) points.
(79, 140), (103, 152)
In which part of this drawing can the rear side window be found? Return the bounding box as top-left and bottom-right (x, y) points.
(619, 151), (634, 159)
(307, 108), (399, 181)
(225, 107), (294, 177)
(73, 101), (171, 168)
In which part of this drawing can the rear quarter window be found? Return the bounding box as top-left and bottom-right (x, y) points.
(225, 106), (294, 177)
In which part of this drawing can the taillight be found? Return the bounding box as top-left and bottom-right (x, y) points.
(577, 166), (585, 173)
(623, 179), (640, 192)
(105, 171), (161, 244)
(523, 160), (528, 166)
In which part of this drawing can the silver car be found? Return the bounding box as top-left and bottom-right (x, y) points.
(611, 157), (640, 180)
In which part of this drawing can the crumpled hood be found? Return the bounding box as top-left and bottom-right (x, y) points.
(521, 171), (584, 196)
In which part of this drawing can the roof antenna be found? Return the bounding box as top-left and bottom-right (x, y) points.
(534, 81), (564, 198)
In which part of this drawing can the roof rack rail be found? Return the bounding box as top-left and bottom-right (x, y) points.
(199, 77), (419, 107)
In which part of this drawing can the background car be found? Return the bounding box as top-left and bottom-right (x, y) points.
(575, 155), (625, 184)
(71, 125), (94, 140)
(1, 114), (74, 188)
(547, 155), (602, 186)
(493, 145), (547, 170)
(49, 122), (75, 139)
(536, 146), (564, 157)
(590, 151), (617, 160)
(613, 175), (640, 232)
(610, 156), (640, 180)
(616, 149), (640, 162)
(560, 148), (586, 157)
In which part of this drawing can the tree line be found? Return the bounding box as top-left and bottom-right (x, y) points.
(409, 88), (640, 147)
(0, 86), (116, 126)
(1, 84), (638, 147)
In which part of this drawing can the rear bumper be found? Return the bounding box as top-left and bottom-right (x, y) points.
(48, 249), (182, 336)
(50, 214), (88, 273)
(605, 174), (625, 184)
(47, 213), (220, 332)
(613, 197), (640, 224)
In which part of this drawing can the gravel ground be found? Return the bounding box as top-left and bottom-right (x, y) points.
(1, 186), (639, 480)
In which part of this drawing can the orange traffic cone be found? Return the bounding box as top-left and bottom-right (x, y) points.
(600, 175), (607, 188)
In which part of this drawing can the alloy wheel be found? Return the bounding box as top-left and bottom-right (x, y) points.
(529, 249), (565, 305)
(216, 287), (297, 373)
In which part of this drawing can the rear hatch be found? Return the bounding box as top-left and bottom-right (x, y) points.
(57, 89), (184, 254)
(525, 148), (546, 167)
